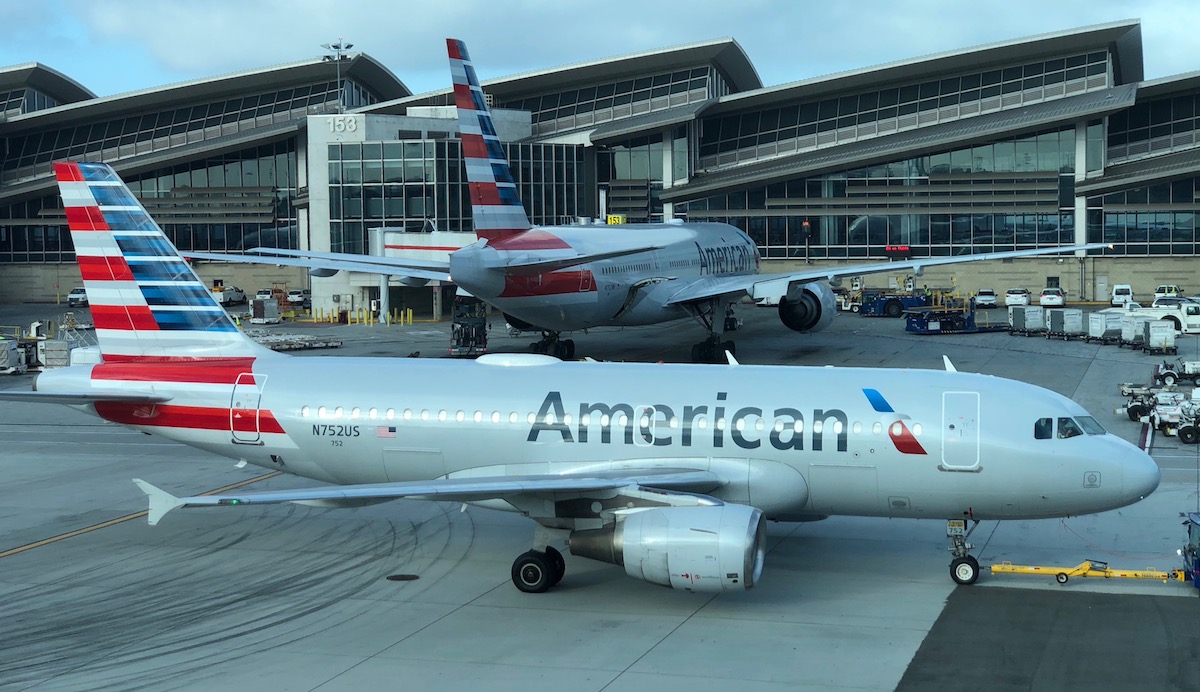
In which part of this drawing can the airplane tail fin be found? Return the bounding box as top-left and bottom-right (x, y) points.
(54, 162), (272, 362)
(447, 38), (533, 242)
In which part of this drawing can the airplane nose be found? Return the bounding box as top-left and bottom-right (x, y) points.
(1123, 448), (1161, 500)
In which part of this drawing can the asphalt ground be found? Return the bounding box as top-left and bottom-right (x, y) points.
(1, 301), (1197, 691)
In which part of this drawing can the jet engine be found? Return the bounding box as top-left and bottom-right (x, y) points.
(568, 504), (765, 592)
(777, 281), (837, 333)
(308, 268), (338, 278)
(398, 276), (430, 287)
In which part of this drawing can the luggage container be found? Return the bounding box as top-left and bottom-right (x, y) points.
(1120, 315), (1152, 348)
(1144, 320), (1178, 355)
(1046, 308), (1084, 340)
(1087, 312), (1122, 343)
(1008, 305), (1045, 335)
(0, 338), (26, 375)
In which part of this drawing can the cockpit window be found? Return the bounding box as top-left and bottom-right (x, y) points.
(1034, 417), (1053, 439)
(1076, 416), (1106, 435)
(1057, 417), (1084, 439)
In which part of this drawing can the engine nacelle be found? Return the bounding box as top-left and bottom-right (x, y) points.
(503, 313), (540, 332)
(777, 281), (837, 333)
(569, 504), (766, 592)
(398, 276), (430, 287)
(308, 268), (339, 278)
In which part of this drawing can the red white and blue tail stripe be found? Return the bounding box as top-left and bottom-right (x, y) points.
(55, 162), (272, 362)
(447, 38), (532, 242)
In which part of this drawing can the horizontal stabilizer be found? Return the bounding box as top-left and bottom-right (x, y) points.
(133, 479), (186, 526)
(0, 390), (172, 405)
(185, 250), (451, 282)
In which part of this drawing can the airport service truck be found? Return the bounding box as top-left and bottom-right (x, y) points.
(1102, 301), (1200, 334)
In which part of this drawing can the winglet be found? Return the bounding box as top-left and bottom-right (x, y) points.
(133, 479), (185, 526)
(942, 355), (957, 372)
(725, 350), (739, 366)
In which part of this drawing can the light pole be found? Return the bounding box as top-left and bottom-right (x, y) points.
(321, 38), (353, 113)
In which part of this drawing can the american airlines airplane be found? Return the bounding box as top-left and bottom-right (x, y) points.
(190, 39), (1108, 363)
(0, 160), (1159, 594)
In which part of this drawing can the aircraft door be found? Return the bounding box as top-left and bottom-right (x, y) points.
(579, 271), (594, 292)
(940, 391), (980, 471)
(230, 373), (264, 444)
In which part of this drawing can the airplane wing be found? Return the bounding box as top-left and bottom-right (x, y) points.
(663, 243), (1111, 306)
(183, 250), (452, 282)
(134, 469), (723, 525)
(0, 390), (172, 404)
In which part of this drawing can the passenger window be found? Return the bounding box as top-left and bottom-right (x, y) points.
(1034, 417), (1053, 439)
(1057, 417), (1083, 439)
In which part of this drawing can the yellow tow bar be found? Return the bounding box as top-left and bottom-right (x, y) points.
(991, 560), (1187, 585)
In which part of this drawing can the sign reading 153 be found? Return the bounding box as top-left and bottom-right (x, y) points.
(327, 115), (359, 133)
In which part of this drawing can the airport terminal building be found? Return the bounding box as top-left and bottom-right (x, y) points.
(2, 19), (1198, 309)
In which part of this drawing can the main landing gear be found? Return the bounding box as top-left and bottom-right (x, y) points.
(688, 299), (739, 364)
(947, 518), (982, 585)
(529, 331), (575, 360)
(511, 546), (566, 593)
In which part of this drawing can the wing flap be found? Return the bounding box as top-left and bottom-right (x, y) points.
(133, 469), (722, 524)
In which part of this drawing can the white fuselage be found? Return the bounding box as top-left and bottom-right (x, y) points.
(448, 222), (759, 331)
(44, 355), (1160, 522)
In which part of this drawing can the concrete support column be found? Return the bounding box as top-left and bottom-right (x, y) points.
(1074, 121), (1090, 300)
(661, 128), (674, 221)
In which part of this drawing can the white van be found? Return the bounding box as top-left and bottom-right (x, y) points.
(1111, 284), (1133, 306)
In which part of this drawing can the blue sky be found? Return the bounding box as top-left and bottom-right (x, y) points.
(2, 1), (1199, 98)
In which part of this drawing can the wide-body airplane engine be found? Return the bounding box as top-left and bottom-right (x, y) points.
(398, 276), (430, 287)
(568, 504), (766, 592)
(777, 281), (837, 333)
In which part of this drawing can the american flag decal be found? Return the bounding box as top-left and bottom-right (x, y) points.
(376, 426), (397, 438)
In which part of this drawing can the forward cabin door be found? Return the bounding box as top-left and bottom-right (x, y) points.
(940, 391), (980, 471)
(231, 373), (263, 444)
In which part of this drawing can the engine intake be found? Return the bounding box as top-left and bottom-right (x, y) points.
(569, 504), (766, 592)
(778, 281), (837, 333)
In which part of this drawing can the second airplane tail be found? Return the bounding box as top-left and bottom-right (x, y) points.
(54, 162), (273, 362)
(447, 38), (533, 242)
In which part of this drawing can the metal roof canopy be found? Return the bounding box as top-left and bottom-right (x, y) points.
(704, 20), (1143, 119)
(1, 54), (408, 134)
(0, 63), (95, 104)
(366, 38), (760, 115)
(661, 84), (1138, 202)
(1077, 146), (1200, 197)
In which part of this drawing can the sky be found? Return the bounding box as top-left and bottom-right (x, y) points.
(3, 1), (1200, 99)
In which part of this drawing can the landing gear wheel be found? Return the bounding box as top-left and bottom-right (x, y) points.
(512, 550), (554, 593)
(1055, 572), (1069, 585)
(544, 546), (566, 586)
(562, 339), (575, 360)
(950, 555), (980, 585)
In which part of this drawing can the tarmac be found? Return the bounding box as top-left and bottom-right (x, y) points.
(0, 302), (1197, 691)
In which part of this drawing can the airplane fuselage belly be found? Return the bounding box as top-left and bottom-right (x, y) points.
(113, 356), (1146, 522)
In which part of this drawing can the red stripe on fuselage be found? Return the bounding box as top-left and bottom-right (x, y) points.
(92, 358), (257, 385)
(90, 304), (159, 331)
(65, 206), (110, 231)
(94, 402), (285, 434)
(501, 270), (595, 298)
(489, 229), (571, 251)
(78, 254), (135, 282)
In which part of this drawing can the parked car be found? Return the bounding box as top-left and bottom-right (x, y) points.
(212, 285), (246, 305)
(1110, 284), (1133, 307)
(1004, 288), (1031, 306)
(66, 286), (89, 307)
(286, 289), (312, 309)
(975, 288), (997, 308)
(1039, 287), (1066, 306)
(254, 288), (274, 301)
(1154, 284), (1185, 300)
(1151, 296), (1197, 308)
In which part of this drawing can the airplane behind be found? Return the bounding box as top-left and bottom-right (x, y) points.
(188, 39), (1111, 363)
(0, 160), (1159, 594)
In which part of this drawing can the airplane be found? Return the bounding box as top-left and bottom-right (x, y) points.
(0, 160), (1159, 594)
(186, 38), (1111, 364)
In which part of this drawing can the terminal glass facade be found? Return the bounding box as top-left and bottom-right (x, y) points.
(2, 88), (59, 118)
(1089, 176), (1200, 256)
(683, 127), (1079, 258)
(327, 139), (586, 253)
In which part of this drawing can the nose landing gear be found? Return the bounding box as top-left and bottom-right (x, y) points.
(947, 518), (981, 585)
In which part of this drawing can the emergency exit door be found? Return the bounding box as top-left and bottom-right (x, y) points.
(941, 391), (980, 471)
(231, 373), (264, 444)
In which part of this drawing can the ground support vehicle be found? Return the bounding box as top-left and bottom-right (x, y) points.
(858, 291), (933, 318)
(1104, 302), (1200, 334)
(904, 302), (1007, 335)
(1045, 308), (1085, 340)
(1155, 360), (1200, 386)
(210, 280), (246, 306)
(0, 338), (26, 375)
(1117, 382), (1183, 423)
(991, 560), (1187, 585)
(1008, 305), (1045, 336)
(449, 296), (489, 357)
(1181, 513), (1200, 590)
(1142, 320), (1178, 355)
(250, 299), (281, 325)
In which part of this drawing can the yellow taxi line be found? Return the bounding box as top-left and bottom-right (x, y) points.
(0, 471), (283, 559)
